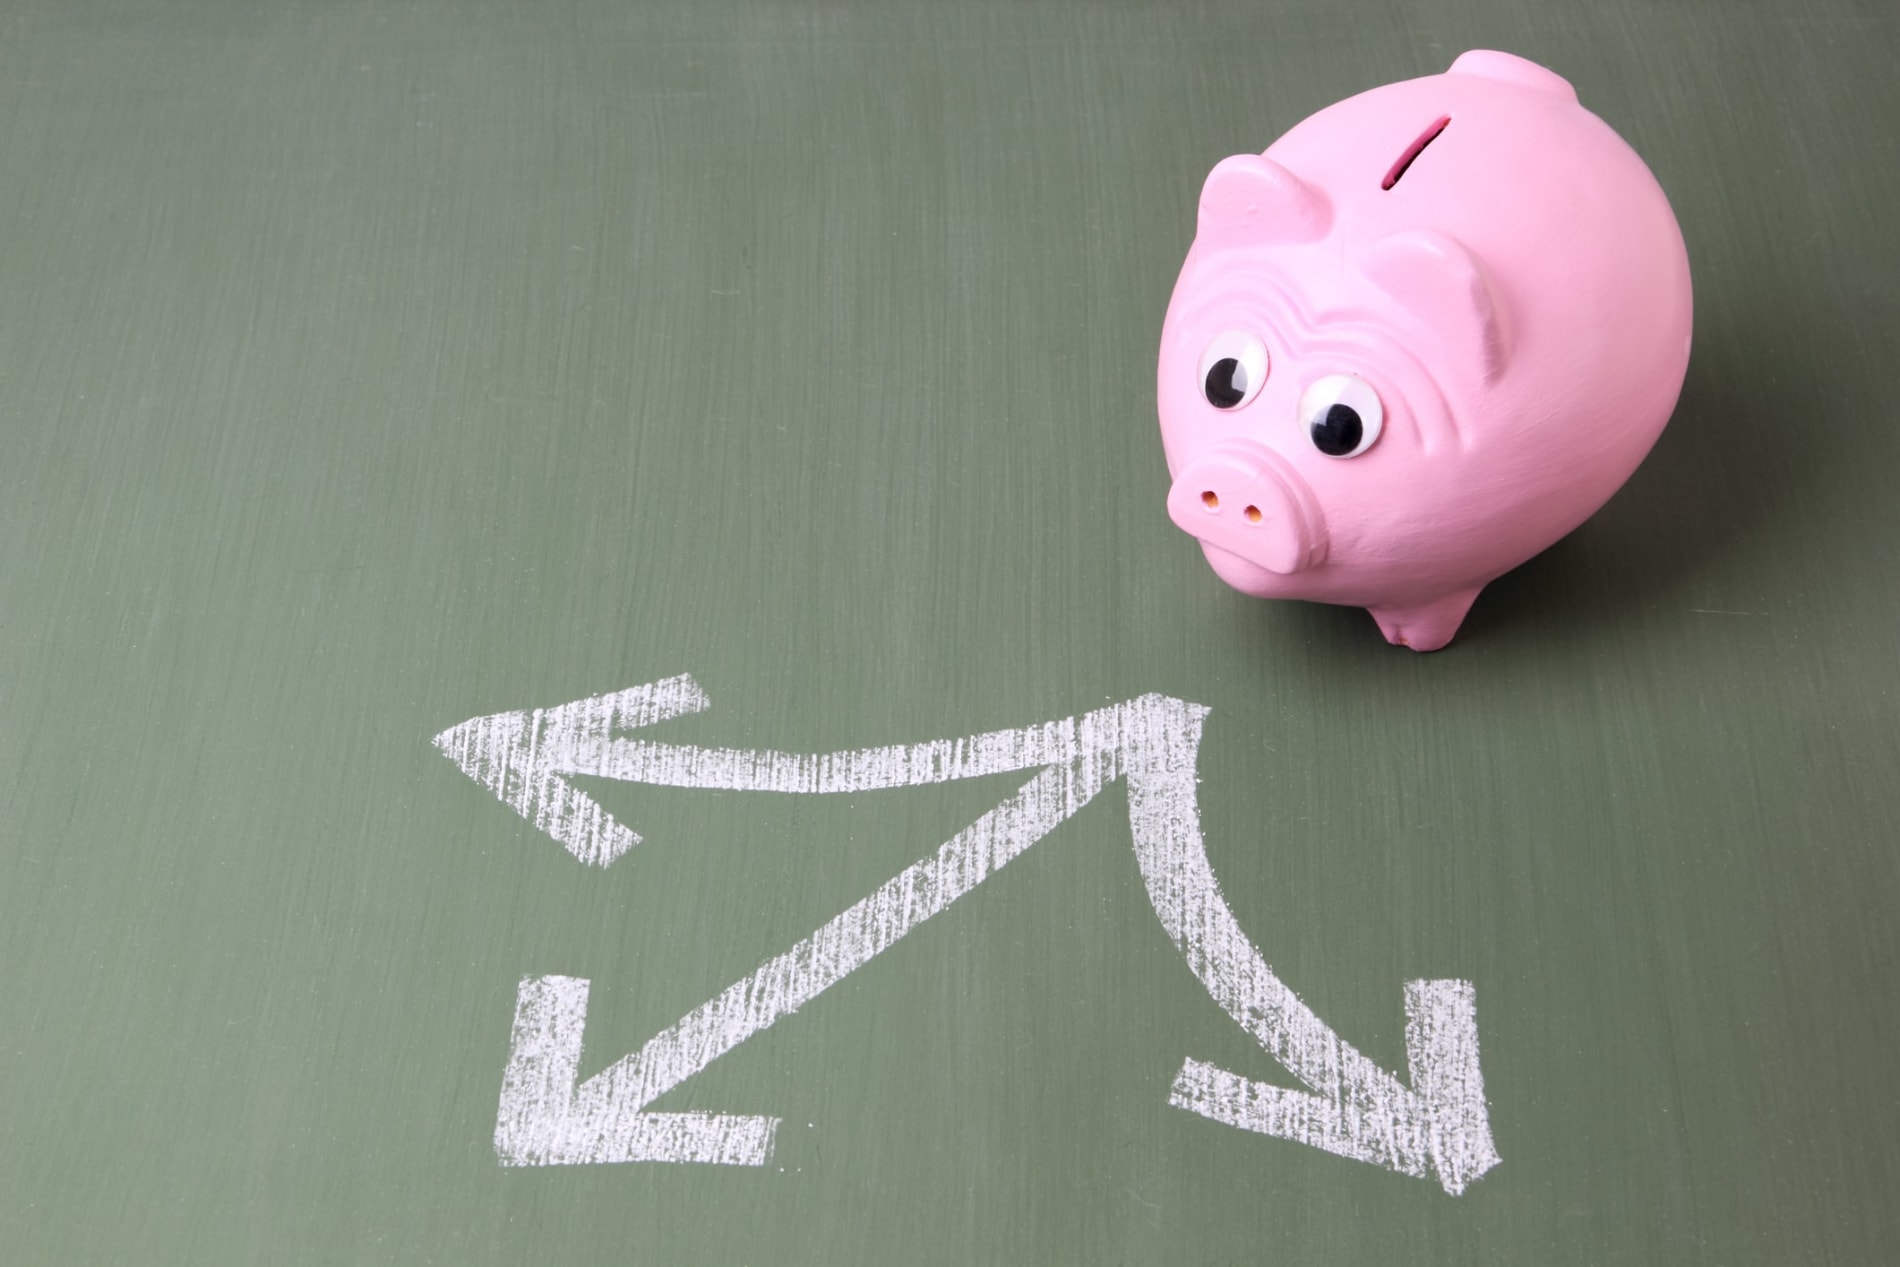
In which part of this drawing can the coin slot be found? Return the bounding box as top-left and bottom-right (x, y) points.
(1381, 115), (1451, 190)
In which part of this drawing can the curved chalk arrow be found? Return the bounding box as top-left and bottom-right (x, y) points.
(1120, 698), (1500, 1196)
(436, 680), (1499, 1192)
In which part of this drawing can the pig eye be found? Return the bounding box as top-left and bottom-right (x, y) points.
(1299, 375), (1384, 457)
(1198, 331), (1268, 410)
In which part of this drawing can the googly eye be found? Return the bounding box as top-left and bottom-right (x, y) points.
(1298, 374), (1384, 457)
(1198, 331), (1269, 410)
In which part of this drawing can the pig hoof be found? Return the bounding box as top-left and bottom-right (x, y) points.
(1367, 586), (1483, 652)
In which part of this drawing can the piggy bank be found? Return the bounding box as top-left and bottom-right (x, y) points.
(1157, 50), (1692, 650)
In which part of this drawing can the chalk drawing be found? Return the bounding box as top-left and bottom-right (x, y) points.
(436, 678), (1499, 1193)
(433, 675), (713, 867)
(1121, 701), (1500, 1195)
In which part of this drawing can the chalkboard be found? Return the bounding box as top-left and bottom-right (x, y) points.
(3, 2), (1897, 1263)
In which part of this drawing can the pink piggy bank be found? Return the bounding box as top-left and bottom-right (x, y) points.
(1158, 50), (1692, 650)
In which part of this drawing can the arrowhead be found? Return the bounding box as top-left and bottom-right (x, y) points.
(433, 675), (711, 867)
(1401, 977), (1502, 1195)
(495, 975), (779, 1166)
(1167, 979), (1499, 1195)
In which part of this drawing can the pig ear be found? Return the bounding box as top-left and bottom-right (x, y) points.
(1446, 50), (1578, 102)
(1197, 154), (1331, 245)
(1358, 229), (1512, 383)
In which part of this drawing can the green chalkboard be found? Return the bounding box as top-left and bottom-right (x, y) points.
(3, 1), (1897, 1263)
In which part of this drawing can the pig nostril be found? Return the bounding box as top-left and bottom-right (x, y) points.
(1200, 491), (1219, 511)
(1244, 505), (1262, 523)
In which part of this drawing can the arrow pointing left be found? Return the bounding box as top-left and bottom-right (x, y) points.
(432, 675), (713, 867)
(433, 673), (1092, 866)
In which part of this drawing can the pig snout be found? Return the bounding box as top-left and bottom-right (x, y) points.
(1167, 442), (1328, 580)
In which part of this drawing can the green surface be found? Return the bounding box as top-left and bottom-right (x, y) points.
(3, 1), (1897, 1263)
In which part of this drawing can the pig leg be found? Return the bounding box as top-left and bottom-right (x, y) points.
(1366, 585), (1483, 652)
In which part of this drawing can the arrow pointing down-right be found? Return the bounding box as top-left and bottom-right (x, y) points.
(1121, 697), (1500, 1196)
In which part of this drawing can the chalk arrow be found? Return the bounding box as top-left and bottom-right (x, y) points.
(489, 712), (1130, 1165)
(1119, 699), (1501, 1196)
(432, 674), (713, 867)
(442, 683), (1498, 1191)
(433, 674), (1104, 867)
